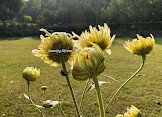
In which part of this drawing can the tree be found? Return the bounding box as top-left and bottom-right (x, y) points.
(146, 0), (162, 21)
(0, 0), (24, 21)
(21, 0), (41, 22)
(100, 0), (120, 23)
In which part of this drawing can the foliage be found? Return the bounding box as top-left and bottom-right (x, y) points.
(1, 0), (162, 24)
(24, 15), (32, 23)
(0, 22), (39, 37)
(21, 0), (41, 22)
(0, 0), (24, 21)
(100, 0), (162, 23)
(0, 21), (162, 37)
(0, 0), (162, 37)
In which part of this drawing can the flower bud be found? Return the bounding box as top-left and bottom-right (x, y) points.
(124, 105), (142, 117)
(22, 67), (40, 81)
(41, 86), (48, 91)
(72, 43), (106, 81)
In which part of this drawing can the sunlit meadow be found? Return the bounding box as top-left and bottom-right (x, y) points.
(0, 36), (161, 117)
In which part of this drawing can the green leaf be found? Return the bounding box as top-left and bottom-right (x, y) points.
(35, 105), (44, 111)
(102, 74), (119, 82)
(87, 81), (109, 92)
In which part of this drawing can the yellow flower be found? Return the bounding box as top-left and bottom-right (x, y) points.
(32, 29), (74, 67)
(22, 67), (40, 81)
(72, 43), (106, 81)
(124, 105), (142, 117)
(123, 34), (155, 56)
(72, 23), (115, 54)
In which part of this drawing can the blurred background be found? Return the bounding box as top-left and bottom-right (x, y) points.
(0, 0), (162, 37)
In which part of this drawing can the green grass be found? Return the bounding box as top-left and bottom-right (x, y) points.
(0, 37), (161, 117)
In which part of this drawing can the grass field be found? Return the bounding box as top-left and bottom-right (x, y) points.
(0, 36), (161, 117)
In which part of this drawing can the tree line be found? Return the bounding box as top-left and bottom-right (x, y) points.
(0, 0), (162, 25)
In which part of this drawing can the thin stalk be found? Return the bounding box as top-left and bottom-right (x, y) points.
(93, 76), (105, 117)
(105, 55), (146, 111)
(27, 81), (45, 117)
(27, 81), (30, 99)
(60, 55), (80, 117)
(30, 99), (45, 117)
(58, 94), (67, 117)
(42, 90), (45, 101)
(79, 78), (90, 111)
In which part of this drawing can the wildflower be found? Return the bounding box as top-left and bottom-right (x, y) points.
(32, 29), (74, 67)
(22, 67), (40, 81)
(72, 42), (105, 81)
(72, 23), (115, 54)
(124, 34), (155, 56)
(124, 105), (142, 117)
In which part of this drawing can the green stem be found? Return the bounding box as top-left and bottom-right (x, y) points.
(93, 76), (105, 117)
(60, 55), (80, 117)
(79, 78), (90, 111)
(27, 81), (30, 99)
(42, 90), (45, 101)
(27, 81), (45, 117)
(105, 55), (146, 111)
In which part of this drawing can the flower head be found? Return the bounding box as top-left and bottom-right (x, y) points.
(22, 67), (40, 81)
(72, 23), (115, 54)
(32, 29), (74, 67)
(124, 34), (155, 56)
(72, 43), (106, 81)
(124, 105), (142, 117)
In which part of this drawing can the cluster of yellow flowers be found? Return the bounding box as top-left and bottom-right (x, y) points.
(22, 23), (155, 82)
(22, 23), (155, 117)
